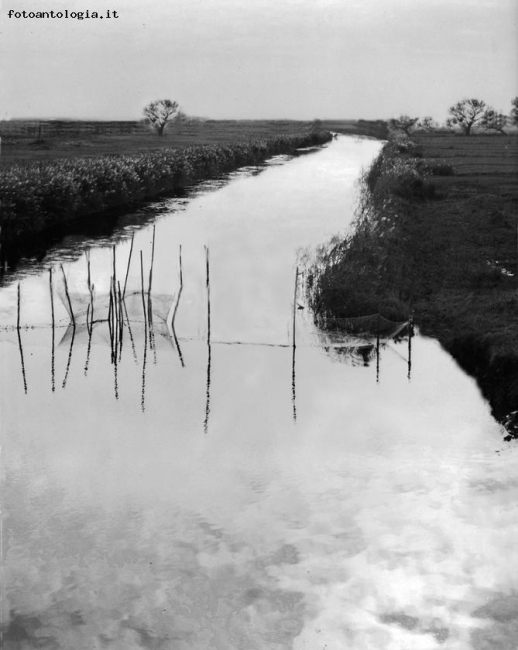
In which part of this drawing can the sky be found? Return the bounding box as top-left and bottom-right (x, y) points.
(0, 0), (517, 121)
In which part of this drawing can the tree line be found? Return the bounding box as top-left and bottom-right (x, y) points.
(390, 97), (518, 136)
(141, 96), (518, 138)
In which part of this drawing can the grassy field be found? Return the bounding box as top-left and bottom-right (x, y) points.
(0, 118), (387, 166)
(310, 131), (518, 437)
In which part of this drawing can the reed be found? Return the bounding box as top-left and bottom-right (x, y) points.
(0, 132), (332, 244)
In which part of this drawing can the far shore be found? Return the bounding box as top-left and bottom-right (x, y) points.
(309, 130), (518, 439)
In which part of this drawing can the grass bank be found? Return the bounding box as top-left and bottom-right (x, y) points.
(0, 131), (331, 245)
(309, 132), (518, 438)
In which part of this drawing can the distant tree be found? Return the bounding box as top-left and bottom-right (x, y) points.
(511, 97), (518, 126)
(417, 116), (438, 132)
(143, 99), (182, 136)
(447, 98), (487, 135)
(389, 115), (419, 135)
(481, 109), (508, 134)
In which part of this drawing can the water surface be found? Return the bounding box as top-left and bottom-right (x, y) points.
(1, 137), (516, 650)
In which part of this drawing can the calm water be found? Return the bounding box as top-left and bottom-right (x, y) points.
(1, 137), (516, 650)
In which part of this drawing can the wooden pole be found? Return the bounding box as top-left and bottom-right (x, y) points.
(122, 231), (134, 299)
(292, 267), (298, 349)
(16, 283), (27, 394)
(60, 264), (75, 327)
(407, 315), (413, 381)
(140, 251), (147, 326)
(49, 269), (55, 391)
(118, 281), (124, 360)
(148, 224), (156, 299)
(376, 312), (380, 383)
(86, 250), (94, 329)
(171, 245), (183, 329)
(204, 245), (211, 433)
(16, 281), (21, 330)
(170, 245), (185, 367)
(205, 245), (211, 343)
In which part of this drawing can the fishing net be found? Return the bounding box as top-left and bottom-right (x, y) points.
(56, 289), (177, 327)
(318, 313), (410, 340)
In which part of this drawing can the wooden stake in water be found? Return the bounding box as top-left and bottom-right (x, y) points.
(291, 344), (297, 423)
(49, 268), (55, 391)
(86, 250), (95, 331)
(204, 246), (211, 434)
(122, 231), (135, 299)
(140, 251), (149, 412)
(171, 245), (183, 329)
(62, 325), (76, 390)
(205, 245), (211, 342)
(118, 281), (124, 360)
(376, 312), (381, 383)
(16, 282), (28, 394)
(107, 277), (114, 361)
(291, 267), (299, 421)
(17, 281), (21, 330)
(60, 264), (75, 327)
(292, 267), (298, 349)
(140, 251), (147, 328)
(407, 315), (413, 381)
(170, 245), (185, 367)
(112, 245), (117, 293)
(84, 303), (93, 377)
(122, 295), (138, 364)
(148, 224), (156, 299)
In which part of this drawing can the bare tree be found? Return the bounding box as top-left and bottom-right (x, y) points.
(481, 109), (508, 134)
(143, 99), (182, 136)
(447, 98), (487, 135)
(389, 115), (419, 135)
(417, 116), (438, 132)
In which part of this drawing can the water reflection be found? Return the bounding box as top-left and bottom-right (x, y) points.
(1, 137), (510, 650)
(6, 249), (413, 419)
(204, 246), (212, 434)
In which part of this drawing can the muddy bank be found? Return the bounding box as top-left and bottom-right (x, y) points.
(309, 132), (518, 438)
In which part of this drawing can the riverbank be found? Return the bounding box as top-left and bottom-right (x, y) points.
(0, 131), (331, 246)
(310, 132), (518, 438)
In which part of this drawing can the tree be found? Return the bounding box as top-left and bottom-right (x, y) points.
(417, 116), (438, 132)
(447, 98), (486, 135)
(143, 99), (181, 136)
(481, 109), (508, 134)
(389, 115), (419, 135)
(511, 97), (518, 126)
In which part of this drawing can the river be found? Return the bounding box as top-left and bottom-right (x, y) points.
(0, 136), (516, 650)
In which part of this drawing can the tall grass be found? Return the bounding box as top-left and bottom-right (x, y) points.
(0, 132), (331, 242)
(309, 132), (518, 435)
(308, 138), (432, 322)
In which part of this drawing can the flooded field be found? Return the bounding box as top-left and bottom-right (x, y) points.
(0, 136), (516, 649)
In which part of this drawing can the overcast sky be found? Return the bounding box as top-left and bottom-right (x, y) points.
(1, 0), (516, 121)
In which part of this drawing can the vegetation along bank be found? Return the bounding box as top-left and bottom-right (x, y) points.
(0, 131), (332, 245)
(309, 131), (518, 439)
